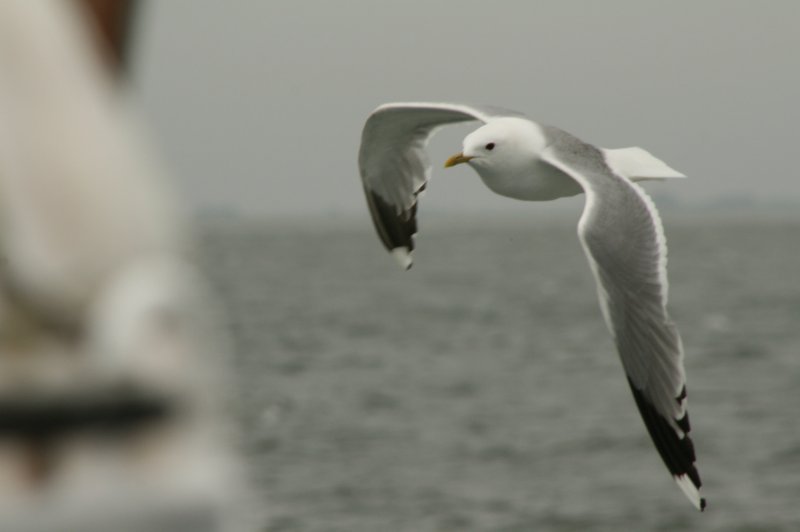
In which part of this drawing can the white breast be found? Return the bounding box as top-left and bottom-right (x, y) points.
(475, 158), (583, 201)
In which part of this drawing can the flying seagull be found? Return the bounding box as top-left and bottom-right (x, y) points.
(358, 102), (705, 511)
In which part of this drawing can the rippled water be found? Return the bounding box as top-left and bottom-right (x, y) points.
(199, 212), (800, 531)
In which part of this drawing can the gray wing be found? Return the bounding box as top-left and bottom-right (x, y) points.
(358, 102), (514, 268)
(541, 129), (705, 511)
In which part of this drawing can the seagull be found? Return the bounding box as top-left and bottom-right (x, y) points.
(358, 102), (705, 511)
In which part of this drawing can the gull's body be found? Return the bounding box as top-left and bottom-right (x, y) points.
(358, 102), (705, 510)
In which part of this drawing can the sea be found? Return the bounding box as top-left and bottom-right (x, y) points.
(197, 210), (800, 532)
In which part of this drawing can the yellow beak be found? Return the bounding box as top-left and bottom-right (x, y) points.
(444, 152), (473, 168)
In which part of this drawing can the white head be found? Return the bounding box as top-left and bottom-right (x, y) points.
(444, 117), (547, 179)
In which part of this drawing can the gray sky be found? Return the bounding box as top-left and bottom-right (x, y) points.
(133, 0), (800, 219)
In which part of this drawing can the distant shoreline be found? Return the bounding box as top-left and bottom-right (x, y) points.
(193, 202), (800, 234)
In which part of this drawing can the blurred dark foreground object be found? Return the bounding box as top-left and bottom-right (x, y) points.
(75, 0), (140, 75)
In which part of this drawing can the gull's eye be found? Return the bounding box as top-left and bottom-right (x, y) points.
(485, 142), (495, 151)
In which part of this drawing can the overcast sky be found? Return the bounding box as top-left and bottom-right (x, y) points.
(132, 1), (800, 219)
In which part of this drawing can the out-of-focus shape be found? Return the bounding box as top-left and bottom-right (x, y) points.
(0, 1), (254, 530)
(74, 0), (139, 75)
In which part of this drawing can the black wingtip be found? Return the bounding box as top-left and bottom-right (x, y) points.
(364, 189), (418, 254)
(627, 378), (704, 506)
(700, 497), (707, 511)
(676, 385), (688, 404)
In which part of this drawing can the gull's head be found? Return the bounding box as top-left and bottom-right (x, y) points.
(444, 117), (546, 178)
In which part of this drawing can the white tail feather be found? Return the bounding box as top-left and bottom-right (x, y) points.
(604, 147), (686, 182)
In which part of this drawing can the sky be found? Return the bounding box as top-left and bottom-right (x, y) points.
(132, 1), (800, 219)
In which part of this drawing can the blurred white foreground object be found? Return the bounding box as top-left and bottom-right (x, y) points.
(0, 1), (253, 530)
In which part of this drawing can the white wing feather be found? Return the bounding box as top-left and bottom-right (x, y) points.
(358, 102), (511, 267)
(542, 138), (705, 510)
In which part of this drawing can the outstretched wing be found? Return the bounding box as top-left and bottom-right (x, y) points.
(358, 102), (511, 268)
(541, 128), (705, 511)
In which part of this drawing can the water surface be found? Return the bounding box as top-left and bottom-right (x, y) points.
(199, 213), (800, 531)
